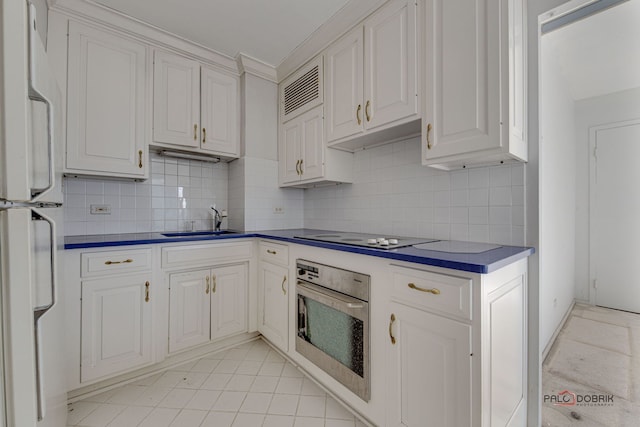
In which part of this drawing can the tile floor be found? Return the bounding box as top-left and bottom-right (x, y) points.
(542, 303), (640, 426)
(67, 339), (368, 427)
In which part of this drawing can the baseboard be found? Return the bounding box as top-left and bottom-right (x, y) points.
(541, 300), (575, 363)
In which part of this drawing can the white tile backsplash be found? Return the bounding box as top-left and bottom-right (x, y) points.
(303, 137), (526, 245)
(64, 152), (228, 236)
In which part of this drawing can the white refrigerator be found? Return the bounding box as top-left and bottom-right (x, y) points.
(1, 1), (67, 426)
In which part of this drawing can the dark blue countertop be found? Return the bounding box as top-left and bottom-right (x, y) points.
(64, 229), (534, 274)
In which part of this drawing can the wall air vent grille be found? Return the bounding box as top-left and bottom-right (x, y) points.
(280, 56), (323, 123)
(284, 65), (319, 116)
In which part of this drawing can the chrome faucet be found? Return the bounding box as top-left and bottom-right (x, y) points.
(210, 206), (222, 231)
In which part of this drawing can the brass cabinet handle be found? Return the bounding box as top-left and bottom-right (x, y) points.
(267, 249), (277, 255)
(365, 100), (371, 122)
(281, 275), (287, 295)
(194, 123), (198, 140)
(389, 313), (396, 344)
(138, 150), (143, 168)
(408, 283), (441, 295)
(356, 104), (362, 125)
(212, 274), (217, 293)
(295, 160), (301, 176)
(299, 159), (303, 175)
(104, 259), (133, 265)
(202, 127), (206, 144)
(206, 275), (210, 294)
(145, 281), (150, 302)
(426, 123), (433, 150)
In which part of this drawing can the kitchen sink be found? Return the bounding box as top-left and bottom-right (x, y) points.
(161, 230), (237, 237)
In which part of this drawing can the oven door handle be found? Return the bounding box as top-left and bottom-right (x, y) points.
(296, 280), (368, 317)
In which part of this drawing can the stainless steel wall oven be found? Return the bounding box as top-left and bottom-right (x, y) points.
(296, 259), (370, 401)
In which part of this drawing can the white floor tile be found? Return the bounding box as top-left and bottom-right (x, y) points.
(157, 388), (197, 409)
(230, 412), (265, 427)
(106, 386), (148, 405)
(276, 377), (303, 395)
(258, 362), (285, 376)
(154, 371), (188, 388)
(168, 409), (207, 427)
(68, 401), (100, 425)
(263, 414), (295, 427)
(225, 374), (256, 391)
(300, 378), (326, 396)
(268, 394), (299, 416)
(76, 403), (125, 427)
(281, 364), (304, 378)
(174, 371), (209, 389)
(213, 391), (247, 412)
(239, 392), (273, 414)
(130, 372), (163, 387)
(138, 407), (179, 427)
(325, 419), (356, 427)
(294, 416), (325, 427)
(105, 406), (152, 427)
(132, 386), (172, 407)
(200, 411), (236, 427)
(190, 358), (221, 373)
(185, 390), (221, 411)
(250, 376), (280, 393)
(297, 395), (326, 418)
(214, 359), (241, 374)
(266, 351), (285, 363)
(236, 360), (263, 375)
(201, 373), (232, 390)
(225, 348), (250, 360)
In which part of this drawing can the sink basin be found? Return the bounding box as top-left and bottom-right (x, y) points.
(161, 231), (236, 237)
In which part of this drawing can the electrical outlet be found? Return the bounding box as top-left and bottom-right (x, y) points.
(273, 207), (284, 214)
(90, 204), (111, 215)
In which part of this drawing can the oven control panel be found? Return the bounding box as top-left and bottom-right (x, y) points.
(296, 259), (370, 302)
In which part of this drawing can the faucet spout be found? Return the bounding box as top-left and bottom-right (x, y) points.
(210, 206), (222, 231)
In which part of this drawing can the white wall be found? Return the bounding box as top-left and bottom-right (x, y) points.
(574, 87), (640, 301)
(229, 73), (304, 231)
(64, 152), (228, 235)
(538, 35), (577, 353)
(304, 137), (526, 245)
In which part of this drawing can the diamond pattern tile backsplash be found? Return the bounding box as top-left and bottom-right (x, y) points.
(63, 152), (228, 236)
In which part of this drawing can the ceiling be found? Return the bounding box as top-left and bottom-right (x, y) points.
(544, 0), (640, 100)
(91, 0), (351, 67)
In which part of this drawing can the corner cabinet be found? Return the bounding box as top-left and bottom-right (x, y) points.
(257, 241), (290, 352)
(325, 0), (420, 151)
(153, 50), (240, 158)
(422, 0), (527, 170)
(65, 21), (148, 178)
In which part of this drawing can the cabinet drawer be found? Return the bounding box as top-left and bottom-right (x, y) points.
(391, 266), (472, 320)
(259, 241), (289, 266)
(162, 241), (252, 269)
(81, 248), (152, 278)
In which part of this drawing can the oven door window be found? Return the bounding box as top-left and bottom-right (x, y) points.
(298, 295), (364, 377)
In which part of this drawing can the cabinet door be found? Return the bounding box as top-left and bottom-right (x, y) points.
(279, 118), (302, 184)
(66, 22), (147, 177)
(153, 50), (200, 147)
(387, 303), (471, 427)
(325, 27), (364, 142)
(364, 0), (417, 131)
(258, 262), (288, 351)
(423, 0), (501, 160)
(299, 106), (324, 181)
(211, 264), (247, 341)
(201, 67), (239, 156)
(81, 273), (152, 382)
(169, 269), (211, 353)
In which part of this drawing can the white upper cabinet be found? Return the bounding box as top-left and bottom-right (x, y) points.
(66, 22), (147, 178)
(422, 0), (527, 170)
(153, 50), (240, 158)
(325, 27), (364, 142)
(201, 68), (238, 156)
(153, 51), (200, 148)
(325, 0), (419, 150)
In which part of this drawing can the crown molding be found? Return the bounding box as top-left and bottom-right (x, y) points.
(50, 0), (240, 75)
(276, 0), (388, 81)
(236, 54), (278, 83)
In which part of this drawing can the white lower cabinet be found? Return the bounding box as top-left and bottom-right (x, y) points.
(387, 302), (471, 427)
(168, 269), (211, 353)
(257, 261), (289, 351)
(169, 263), (247, 354)
(81, 273), (152, 382)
